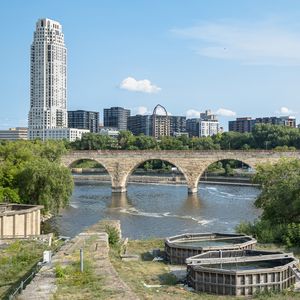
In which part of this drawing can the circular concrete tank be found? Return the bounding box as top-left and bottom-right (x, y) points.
(165, 233), (257, 265)
(187, 250), (299, 296)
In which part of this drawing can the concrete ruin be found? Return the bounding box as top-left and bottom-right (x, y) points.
(0, 203), (43, 238)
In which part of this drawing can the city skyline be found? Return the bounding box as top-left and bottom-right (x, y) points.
(1, 0), (300, 130)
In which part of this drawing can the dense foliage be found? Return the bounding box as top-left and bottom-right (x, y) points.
(0, 140), (73, 213)
(236, 158), (300, 247)
(70, 124), (300, 150)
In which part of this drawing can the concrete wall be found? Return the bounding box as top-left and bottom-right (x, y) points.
(0, 205), (42, 238)
(189, 264), (296, 296)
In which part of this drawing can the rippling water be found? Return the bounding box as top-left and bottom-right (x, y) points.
(48, 181), (261, 239)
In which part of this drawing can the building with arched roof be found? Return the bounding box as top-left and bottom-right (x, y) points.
(152, 104), (170, 138)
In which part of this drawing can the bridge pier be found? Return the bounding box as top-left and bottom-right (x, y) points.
(112, 186), (127, 193)
(188, 187), (198, 194)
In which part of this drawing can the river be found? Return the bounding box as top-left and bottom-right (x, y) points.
(47, 180), (261, 239)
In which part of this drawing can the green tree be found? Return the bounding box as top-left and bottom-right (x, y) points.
(224, 164), (234, 176)
(118, 131), (136, 149)
(252, 123), (300, 149)
(219, 132), (253, 150)
(0, 140), (73, 214)
(71, 133), (118, 150)
(0, 187), (20, 203)
(17, 159), (74, 213)
(253, 158), (300, 224)
(236, 160), (300, 246)
(159, 136), (184, 150)
(189, 137), (220, 150)
(134, 134), (158, 150)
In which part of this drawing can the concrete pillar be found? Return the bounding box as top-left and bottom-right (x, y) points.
(112, 186), (127, 193)
(188, 187), (198, 194)
(186, 172), (202, 194)
(24, 213), (27, 237)
(0, 216), (3, 239)
(37, 210), (41, 235)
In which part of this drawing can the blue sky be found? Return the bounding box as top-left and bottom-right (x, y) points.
(1, 0), (300, 129)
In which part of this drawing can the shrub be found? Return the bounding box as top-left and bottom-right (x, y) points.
(105, 225), (120, 246)
(236, 220), (300, 248)
(284, 223), (300, 248)
(55, 264), (66, 278)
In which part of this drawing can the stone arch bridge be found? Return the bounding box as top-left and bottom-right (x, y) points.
(61, 150), (300, 194)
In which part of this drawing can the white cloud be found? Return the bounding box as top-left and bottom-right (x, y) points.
(276, 106), (299, 116)
(132, 106), (151, 115)
(186, 108), (236, 118)
(172, 20), (300, 65)
(278, 106), (294, 115)
(186, 109), (200, 118)
(215, 108), (236, 117)
(120, 77), (161, 93)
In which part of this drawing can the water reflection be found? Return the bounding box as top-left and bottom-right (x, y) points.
(110, 192), (203, 212)
(181, 193), (202, 212)
(110, 193), (131, 208)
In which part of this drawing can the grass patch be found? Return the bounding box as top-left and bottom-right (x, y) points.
(0, 240), (52, 298)
(54, 260), (105, 299)
(54, 235), (116, 300)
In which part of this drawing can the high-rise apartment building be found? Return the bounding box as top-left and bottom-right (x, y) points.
(128, 105), (177, 138)
(68, 110), (99, 133)
(229, 116), (296, 133)
(255, 116), (296, 128)
(228, 117), (255, 133)
(186, 109), (220, 137)
(169, 116), (186, 136)
(128, 115), (152, 136)
(200, 110), (218, 121)
(103, 107), (130, 131)
(152, 104), (170, 138)
(28, 18), (67, 140)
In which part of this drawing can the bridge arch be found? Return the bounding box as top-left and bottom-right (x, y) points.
(120, 158), (190, 193)
(193, 158), (256, 189)
(65, 157), (113, 186)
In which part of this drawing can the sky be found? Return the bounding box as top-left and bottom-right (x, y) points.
(1, 0), (300, 129)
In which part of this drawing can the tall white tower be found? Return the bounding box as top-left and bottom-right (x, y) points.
(28, 18), (67, 140)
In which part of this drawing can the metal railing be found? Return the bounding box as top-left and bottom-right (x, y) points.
(7, 262), (43, 300)
(6, 236), (70, 300)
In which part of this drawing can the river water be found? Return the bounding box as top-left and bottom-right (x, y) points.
(48, 181), (261, 239)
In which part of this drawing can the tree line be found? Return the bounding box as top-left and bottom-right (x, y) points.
(70, 124), (300, 150)
(0, 140), (73, 214)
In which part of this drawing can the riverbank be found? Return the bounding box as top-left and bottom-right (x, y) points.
(13, 219), (300, 299)
(72, 174), (258, 187)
